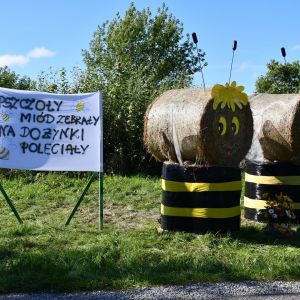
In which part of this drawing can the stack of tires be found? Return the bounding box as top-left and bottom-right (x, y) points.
(161, 163), (242, 233)
(244, 161), (300, 222)
(244, 93), (300, 223)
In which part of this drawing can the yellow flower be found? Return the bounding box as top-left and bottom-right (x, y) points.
(211, 81), (248, 112)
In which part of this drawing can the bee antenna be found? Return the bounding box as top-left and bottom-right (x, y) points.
(229, 40), (238, 84)
(192, 32), (206, 90)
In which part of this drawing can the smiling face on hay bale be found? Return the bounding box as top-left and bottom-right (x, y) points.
(199, 82), (253, 165)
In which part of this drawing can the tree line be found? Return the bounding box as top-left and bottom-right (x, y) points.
(1, 3), (300, 174)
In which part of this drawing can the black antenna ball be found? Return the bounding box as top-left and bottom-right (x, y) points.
(232, 40), (237, 51)
(281, 47), (286, 58)
(192, 32), (198, 44)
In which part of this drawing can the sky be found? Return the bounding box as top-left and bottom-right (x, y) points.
(0, 0), (300, 94)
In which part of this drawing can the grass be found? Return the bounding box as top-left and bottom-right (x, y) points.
(1, 171), (300, 294)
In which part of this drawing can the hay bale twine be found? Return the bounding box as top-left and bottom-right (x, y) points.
(246, 93), (300, 163)
(144, 88), (253, 166)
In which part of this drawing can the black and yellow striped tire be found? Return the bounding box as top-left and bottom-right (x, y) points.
(161, 163), (242, 234)
(244, 161), (300, 222)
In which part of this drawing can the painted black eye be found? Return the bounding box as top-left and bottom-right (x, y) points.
(218, 123), (223, 134)
(231, 116), (240, 135)
(218, 116), (226, 135)
(231, 123), (236, 134)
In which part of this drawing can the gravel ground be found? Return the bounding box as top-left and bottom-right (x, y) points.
(1, 281), (300, 300)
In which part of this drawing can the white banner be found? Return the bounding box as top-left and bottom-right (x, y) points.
(0, 87), (102, 172)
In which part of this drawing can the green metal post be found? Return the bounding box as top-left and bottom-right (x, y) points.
(0, 183), (23, 224)
(65, 173), (97, 225)
(98, 90), (104, 231)
(99, 172), (104, 230)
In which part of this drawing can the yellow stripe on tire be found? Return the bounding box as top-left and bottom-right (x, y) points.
(162, 179), (242, 192)
(161, 204), (241, 218)
(244, 196), (300, 209)
(245, 173), (300, 185)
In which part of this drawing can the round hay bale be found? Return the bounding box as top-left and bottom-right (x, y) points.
(246, 93), (300, 164)
(161, 162), (241, 234)
(144, 88), (253, 166)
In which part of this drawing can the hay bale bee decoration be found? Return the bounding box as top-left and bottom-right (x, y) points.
(144, 81), (253, 167)
(143, 37), (254, 234)
(143, 82), (253, 234)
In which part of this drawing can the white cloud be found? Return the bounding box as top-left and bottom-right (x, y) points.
(235, 62), (265, 73)
(236, 62), (248, 72)
(27, 47), (55, 58)
(292, 45), (300, 51)
(0, 55), (29, 67)
(0, 47), (56, 67)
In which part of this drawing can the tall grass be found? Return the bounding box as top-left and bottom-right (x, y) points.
(0, 172), (300, 294)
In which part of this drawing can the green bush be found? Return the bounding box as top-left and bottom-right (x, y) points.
(255, 59), (300, 93)
(79, 3), (206, 174)
(0, 66), (34, 90)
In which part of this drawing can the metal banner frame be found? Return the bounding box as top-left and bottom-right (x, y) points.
(0, 172), (104, 230)
(0, 90), (104, 231)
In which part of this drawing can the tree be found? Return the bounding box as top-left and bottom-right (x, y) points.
(255, 60), (300, 93)
(0, 66), (34, 90)
(80, 3), (206, 174)
(34, 67), (74, 93)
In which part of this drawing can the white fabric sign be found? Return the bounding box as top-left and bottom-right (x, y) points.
(0, 87), (102, 172)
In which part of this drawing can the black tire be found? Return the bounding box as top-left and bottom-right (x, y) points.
(161, 163), (241, 234)
(244, 161), (300, 223)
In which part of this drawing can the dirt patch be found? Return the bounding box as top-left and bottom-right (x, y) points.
(75, 203), (160, 229)
(104, 204), (160, 228)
